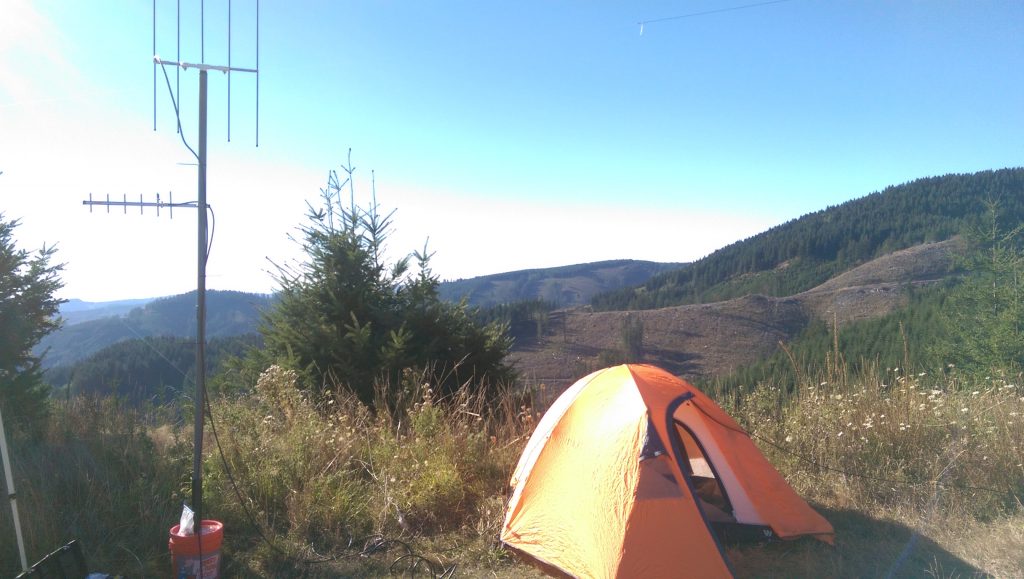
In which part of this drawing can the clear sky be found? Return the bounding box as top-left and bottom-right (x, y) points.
(1, 0), (1021, 302)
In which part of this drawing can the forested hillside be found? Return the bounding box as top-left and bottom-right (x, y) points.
(44, 334), (261, 403)
(592, 168), (1024, 310)
(710, 285), (951, 392)
(37, 290), (273, 368)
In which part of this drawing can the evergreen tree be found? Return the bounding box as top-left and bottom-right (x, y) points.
(0, 215), (63, 436)
(933, 202), (1023, 373)
(621, 313), (644, 358)
(257, 159), (514, 405)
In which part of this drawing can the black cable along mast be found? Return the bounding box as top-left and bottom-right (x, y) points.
(82, 0), (260, 537)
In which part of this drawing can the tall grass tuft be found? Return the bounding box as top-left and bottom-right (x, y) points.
(201, 365), (536, 575)
(0, 397), (188, 577)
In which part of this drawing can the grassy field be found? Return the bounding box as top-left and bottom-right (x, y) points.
(1, 363), (1021, 577)
(715, 364), (1024, 578)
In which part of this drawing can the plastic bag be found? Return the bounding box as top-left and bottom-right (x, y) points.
(179, 503), (195, 536)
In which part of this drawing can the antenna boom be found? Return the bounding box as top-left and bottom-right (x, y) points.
(154, 57), (257, 74)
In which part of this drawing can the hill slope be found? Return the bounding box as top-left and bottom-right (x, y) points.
(512, 240), (959, 386)
(592, 168), (1022, 311)
(438, 259), (684, 308)
(44, 334), (261, 402)
(37, 290), (273, 368)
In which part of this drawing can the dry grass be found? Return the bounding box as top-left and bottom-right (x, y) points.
(2, 362), (1020, 577)
(202, 365), (537, 577)
(718, 364), (1024, 578)
(0, 397), (188, 577)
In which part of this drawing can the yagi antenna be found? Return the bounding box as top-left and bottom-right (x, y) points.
(82, 192), (189, 218)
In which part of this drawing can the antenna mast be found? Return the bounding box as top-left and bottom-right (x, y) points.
(85, 1), (260, 535)
(154, 0), (260, 531)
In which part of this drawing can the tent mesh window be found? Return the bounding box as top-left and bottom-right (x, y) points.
(674, 422), (734, 523)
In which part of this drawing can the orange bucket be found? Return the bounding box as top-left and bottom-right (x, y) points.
(169, 519), (224, 579)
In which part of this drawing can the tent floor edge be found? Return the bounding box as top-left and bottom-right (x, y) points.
(500, 541), (576, 579)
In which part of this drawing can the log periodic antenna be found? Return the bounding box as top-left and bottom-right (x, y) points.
(85, 0), (261, 541)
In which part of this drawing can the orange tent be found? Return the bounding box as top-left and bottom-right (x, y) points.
(500, 364), (833, 578)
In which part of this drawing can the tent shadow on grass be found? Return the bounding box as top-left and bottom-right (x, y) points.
(726, 506), (987, 578)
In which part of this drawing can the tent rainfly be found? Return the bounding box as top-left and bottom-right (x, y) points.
(501, 364), (834, 578)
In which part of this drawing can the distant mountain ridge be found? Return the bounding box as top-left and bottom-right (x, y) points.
(38, 290), (273, 369)
(39, 261), (676, 372)
(512, 168), (1024, 386)
(60, 297), (155, 325)
(438, 259), (686, 308)
(41, 168), (1020, 394)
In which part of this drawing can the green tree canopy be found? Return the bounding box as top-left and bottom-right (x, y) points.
(0, 214), (63, 435)
(256, 160), (514, 405)
(932, 202), (1024, 373)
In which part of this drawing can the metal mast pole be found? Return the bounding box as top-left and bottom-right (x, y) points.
(192, 68), (208, 526)
(149, 0), (258, 525)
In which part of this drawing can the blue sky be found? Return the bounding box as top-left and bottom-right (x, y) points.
(1, 0), (1022, 301)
